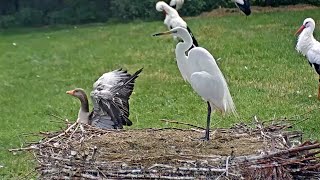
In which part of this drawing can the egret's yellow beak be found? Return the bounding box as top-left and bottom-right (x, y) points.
(152, 31), (172, 36)
(66, 90), (75, 95)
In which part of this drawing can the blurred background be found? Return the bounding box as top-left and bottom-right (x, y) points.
(0, 0), (319, 28)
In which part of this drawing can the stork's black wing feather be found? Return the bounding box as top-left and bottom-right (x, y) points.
(236, 0), (251, 16)
(186, 26), (199, 47)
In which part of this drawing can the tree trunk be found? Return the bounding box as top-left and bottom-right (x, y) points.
(14, 0), (19, 12)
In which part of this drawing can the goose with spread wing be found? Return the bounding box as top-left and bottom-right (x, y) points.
(66, 68), (143, 129)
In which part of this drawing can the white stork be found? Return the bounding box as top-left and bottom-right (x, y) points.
(295, 18), (320, 99)
(170, 0), (184, 10)
(232, 0), (251, 16)
(156, 1), (198, 47)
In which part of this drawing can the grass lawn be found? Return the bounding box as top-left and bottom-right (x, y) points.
(1, 8), (320, 178)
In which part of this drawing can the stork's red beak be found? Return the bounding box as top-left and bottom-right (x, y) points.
(66, 90), (75, 95)
(295, 25), (305, 36)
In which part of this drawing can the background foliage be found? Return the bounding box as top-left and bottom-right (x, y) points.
(0, 0), (319, 28)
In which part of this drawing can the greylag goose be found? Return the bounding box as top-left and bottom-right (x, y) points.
(295, 18), (320, 100)
(153, 27), (237, 140)
(156, 1), (198, 47)
(66, 68), (143, 129)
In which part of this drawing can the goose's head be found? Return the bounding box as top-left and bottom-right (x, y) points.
(66, 88), (88, 102)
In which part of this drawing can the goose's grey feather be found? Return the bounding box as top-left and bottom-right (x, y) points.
(90, 68), (143, 129)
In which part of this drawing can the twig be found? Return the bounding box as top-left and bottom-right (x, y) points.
(48, 114), (67, 122)
(263, 143), (320, 159)
(225, 156), (231, 176)
(8, 146), (38, 152)
(146, 127), (199, 132)
(160, 119), (205, 130)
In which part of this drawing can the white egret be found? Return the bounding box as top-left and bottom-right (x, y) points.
(66, 68), (143, 130)
(153, 27), (237, 140)
(156, 1), (198, 47)
(232, 0), (251, 16)
(170, 0), (184, 10)
(295, 18), (320, 99)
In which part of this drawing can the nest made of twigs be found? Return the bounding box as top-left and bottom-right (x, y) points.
(10, 117), (320, 179)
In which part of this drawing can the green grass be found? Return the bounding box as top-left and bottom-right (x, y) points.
(1, 9), (320, 178)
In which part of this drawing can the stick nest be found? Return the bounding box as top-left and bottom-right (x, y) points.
(12, 117), (320, 179)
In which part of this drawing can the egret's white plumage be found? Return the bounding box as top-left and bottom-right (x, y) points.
(156, 1), (198, 47)
(232, 0), (251, 16)
(153, 27), (236, 140)
(295, 18), (320, 99)
(169, 0), (184, 10)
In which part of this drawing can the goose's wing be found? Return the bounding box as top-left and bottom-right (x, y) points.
(93, 68), (130, 89)
(91, 69), (129, 125)
(90, 68), (143, 129)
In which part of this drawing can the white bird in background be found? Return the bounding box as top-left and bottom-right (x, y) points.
(232, 0), (251, 16)
(170, 0), (184, 10)
(156, 1), (198, 47)
(295, 18), (320, 100)
(153, 27), (237, 141)
(66, 68), (143, 130)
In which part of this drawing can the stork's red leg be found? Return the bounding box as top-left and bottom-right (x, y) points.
(318, 77), (320, 100)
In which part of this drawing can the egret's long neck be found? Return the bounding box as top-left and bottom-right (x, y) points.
(175, 31), (193, 81)
(77, 94), (89, 124)
(296, 28), (316, 56)
(175, 32), (193, 58)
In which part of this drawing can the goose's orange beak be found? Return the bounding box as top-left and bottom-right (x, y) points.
(295, 25), (305, 36)
(66, 90), (75, 95)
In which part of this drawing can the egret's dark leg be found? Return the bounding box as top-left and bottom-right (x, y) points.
(204, 101), (212, 141)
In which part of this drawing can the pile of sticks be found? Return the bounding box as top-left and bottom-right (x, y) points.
(9, 116), (320, 179)
(238, 141), (320, 179)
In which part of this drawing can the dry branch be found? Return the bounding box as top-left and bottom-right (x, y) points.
(9, 116), (320, 179)
(160, 119), (205, 130)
